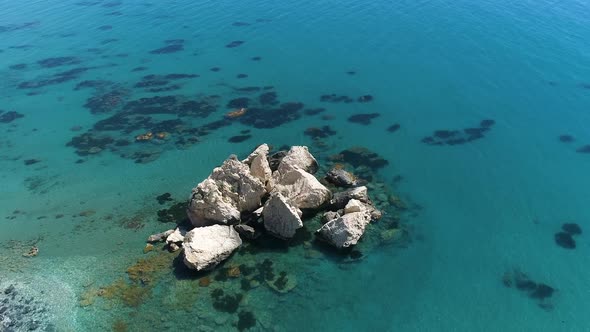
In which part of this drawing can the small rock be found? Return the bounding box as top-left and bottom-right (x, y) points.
(147, 229), (174, 243)
(316, 212), (370, 248)
(325, 168), (357, 187)
(234, 224), (258, 240)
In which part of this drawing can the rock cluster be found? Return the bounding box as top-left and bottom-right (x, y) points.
(147, 144), (382, 271)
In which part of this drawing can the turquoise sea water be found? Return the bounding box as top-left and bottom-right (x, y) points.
(2, 0), (590, 331)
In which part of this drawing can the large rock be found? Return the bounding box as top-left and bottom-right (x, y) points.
(243, 144), (272, 185)
(183, 225), (242, 271)
(277, 146), (319, 174)
(263, 193), (303, 239)
(187, 156), (266, 227)
(271, 167), (331, 209)
(316, 212), (370, 248)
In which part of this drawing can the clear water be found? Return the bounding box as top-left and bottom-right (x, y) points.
(1, 0), (590, 331)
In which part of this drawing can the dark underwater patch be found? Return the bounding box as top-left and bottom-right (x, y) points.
(98, 25), (113, 30)
(131, 66), (148, 72)
(387, 124), (400, 132)
(558, 135), (574, 143)
(37, 56), (80, 68)
(226, 40), (245, 48)
(228, 135), (252, 143)
(0, 111), (24, 123)
(554, 232), (575, 249)
(336, 146), (389, 170)
(576, 145), (590, 153)
(258, 92), (277, 105)
(251, 56), (261, 61)
(502, 269), (556, 310)
(149, 44), (184, 54)
(304, 108), (325, 116)
(210, 67), (221, 72)
(320, 94), (354, 103)
(236, 74), (248, 79)
(422, 120), (495, 146)
(562, 223), (582, 235)
(348, 113), (380, 125)
(9, 63), (27, 70)
(232, 22), (250, 27)
(304, 126), (336, 139)
(357, 95), (373, 102)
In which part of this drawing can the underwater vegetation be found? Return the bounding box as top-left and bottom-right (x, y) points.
(421, 119), (495, 146)
(157, 201), (189, 223)
(348, 113), (380, 125)
(555, 222), (582, 249)
(0, 110), (24, 123)
(502, 268), (556, 310)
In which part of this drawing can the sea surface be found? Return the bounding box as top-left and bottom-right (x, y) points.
(1, 0), (590, 331)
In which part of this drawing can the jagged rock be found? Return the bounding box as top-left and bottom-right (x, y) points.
(325, 168), (357, 187)
(243, 144), (272, 184)
(344, 199), (364, 214)
(271, 167), (331, 209)
(277, 146), (319, 174)
(263, 193), (303, 239)
(322, 211), (340, 223)
(183, 225), (242, 271)
(316, 212), (370, 248)
(166, 227), (186, 244)
(188, 156), (266, 226)
(234, 224), (258, 240)
(147, 229), (175, 243)
(329, 186), (370, 210)
(169, 242), (181, 252)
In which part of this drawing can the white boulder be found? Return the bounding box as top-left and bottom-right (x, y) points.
(316, 212), (370, 248)
(263, 193), (303, 239)
(183, 225), (242, 271)
(277, 146), (319, 174)
(271, 167), (331, 209)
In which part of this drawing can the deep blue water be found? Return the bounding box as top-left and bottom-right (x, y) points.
(1, 0), (590, 331)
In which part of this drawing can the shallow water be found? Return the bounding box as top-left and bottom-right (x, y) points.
(1, 0), (590, 331)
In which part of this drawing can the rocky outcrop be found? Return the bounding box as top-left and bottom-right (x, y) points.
(166, 227), (186, 251)
(271, 167), (331, 209)
(262, 193), (303, 239)
(183, 225), (242, 271)
(277, 146), (319, 174)
(187, 156), (266, 227)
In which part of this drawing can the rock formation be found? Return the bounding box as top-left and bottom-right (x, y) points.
(262, 193), (303, 239)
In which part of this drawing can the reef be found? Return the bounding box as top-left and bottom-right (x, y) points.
(421, 119), (495, 146)
(554, 222), (582, 249)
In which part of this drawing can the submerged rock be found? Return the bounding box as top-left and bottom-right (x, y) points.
(183, 225), (242, 271)
(325, 168), (357, 187)
(263, 193), (303, 239)
(187, 156), (266, 227)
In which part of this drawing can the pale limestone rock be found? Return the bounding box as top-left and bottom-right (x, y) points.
(344, 199), (364, 214)
(329, 186), (370, 210)
(166, 227), (186, 244)
(277, 146), (319, 174)
(187, 156), (266, 226)
(147, 229), (174, 243)
(243, 144), (272, 185)
(262, 193), (303, 239)
(183, 225), (242, 271)
(316, 212), (370, 248)
(271, 167), (331, 209)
